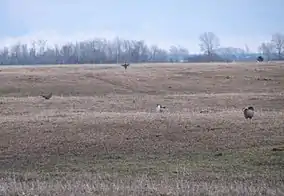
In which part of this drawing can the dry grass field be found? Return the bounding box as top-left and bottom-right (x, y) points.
(0, 62), (284, 195)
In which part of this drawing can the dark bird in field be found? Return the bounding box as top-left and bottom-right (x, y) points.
(257, 56), (264, 62)
(41, 92), (52, 100)
(121, 62), (130, 70)
(156, 104), (166, 112)
(243, 106), (254, 119)
(272, 147), (284, 152)
(214, 152), (223, 157)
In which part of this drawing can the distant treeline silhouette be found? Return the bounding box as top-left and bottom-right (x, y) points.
(1, 32), (283, 65)
(0, 38), (176, 65)
(0, 37), (230, 65)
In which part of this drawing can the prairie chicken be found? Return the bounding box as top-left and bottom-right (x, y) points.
(121, 62), (130, 70)
(243, 106), (254, 119)
(41, 92), (52, 100)
(156, 104), (166, 112)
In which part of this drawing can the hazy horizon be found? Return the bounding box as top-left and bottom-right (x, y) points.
(1, 0), (283, 53)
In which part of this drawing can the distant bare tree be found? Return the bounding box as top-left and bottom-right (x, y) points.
(149, 45), (159, 61)
(244, 44), (250, 54)
(114, 37), (122, 63)
(258, 42), (274, 61)
(177, 46), (189, 57)
(199, 32), (220, 56)
(169, 45), (189, 62)
(271, 33), (284, 60)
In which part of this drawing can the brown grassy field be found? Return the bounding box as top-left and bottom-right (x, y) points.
(0, 62), (284, 195)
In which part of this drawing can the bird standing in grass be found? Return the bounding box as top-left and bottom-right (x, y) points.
(41, 92), (52, 100)
(156, 104), (166, 112)
(121, 62), (130, 70)
(243, 106), (254, 119)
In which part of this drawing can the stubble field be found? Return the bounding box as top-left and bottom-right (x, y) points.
(0, 62), (284, 195)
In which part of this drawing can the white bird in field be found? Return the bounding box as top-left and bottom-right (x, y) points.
(156, 104), (166, 112)
(243, 106), (254, 119)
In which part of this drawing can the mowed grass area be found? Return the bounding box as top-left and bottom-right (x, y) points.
(0, 62), (284, 195)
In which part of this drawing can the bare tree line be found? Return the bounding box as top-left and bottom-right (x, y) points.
(0, 32), (283, 65)
(0, 38), (188, 65)
(200, 32), (284, 61)
(258, 33), (284, 61)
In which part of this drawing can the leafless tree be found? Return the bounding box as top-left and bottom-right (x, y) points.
(244, 44), (250, 54)
(258, 42), (274, 61)
(149, 45), (158, 61)
(199, 32), (220, 56)
(271, 33), (284, 60)
(169, 45), (189, 62)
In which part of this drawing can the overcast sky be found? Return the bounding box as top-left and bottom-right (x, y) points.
(1, 0), (283, 53)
